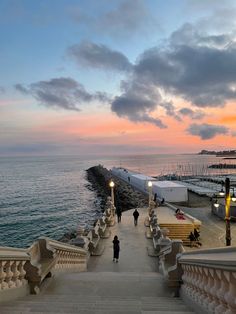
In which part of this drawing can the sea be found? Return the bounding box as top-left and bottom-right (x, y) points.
(1, 154), (236, 248)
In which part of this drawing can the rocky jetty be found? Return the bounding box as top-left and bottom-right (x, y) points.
(86, 165), (148, 211)
(59, 165), (148, 243)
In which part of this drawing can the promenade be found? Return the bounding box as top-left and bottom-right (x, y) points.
(0, 208), (194, 313)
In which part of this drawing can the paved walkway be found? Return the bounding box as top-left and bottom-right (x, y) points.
(88, 207), (157, 273)
(0, 207), (194, 313)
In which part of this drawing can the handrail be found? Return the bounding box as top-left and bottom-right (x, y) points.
(179, 246), (236, 270)
(42, 237), (87, 255)
(0, 247), (30, 260)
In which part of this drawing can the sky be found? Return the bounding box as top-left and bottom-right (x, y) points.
(1, 0), (236, 156)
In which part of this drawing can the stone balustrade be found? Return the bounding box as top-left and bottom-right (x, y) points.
(44, 238), (88, 272)
(178, 247), (236, 314)
(0, 247), (30, 302)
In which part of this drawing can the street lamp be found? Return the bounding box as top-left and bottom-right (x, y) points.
(232, 189), (236, 202)
(148, 181), (153, 206)
(225, 178), (231, 246)
(109, 180), (115, 206)
(213, 178), (235, 246)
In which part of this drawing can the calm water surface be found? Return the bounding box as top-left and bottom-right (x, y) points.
(0, 154), (235, 247)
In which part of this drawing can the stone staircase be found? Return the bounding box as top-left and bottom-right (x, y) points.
(159, 223), (193, 244)
(0, 271), (194, 313)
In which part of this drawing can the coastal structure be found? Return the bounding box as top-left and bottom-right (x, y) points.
(1, 190), (236, 313)
(0, 171), (235, 313)
(111, 167), (188, 202)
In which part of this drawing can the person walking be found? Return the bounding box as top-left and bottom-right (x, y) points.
(115, 190), (122, 223)
(133, 209), (139, 226)
(116, 208), (122, 223)
(113, 235), (120, 262)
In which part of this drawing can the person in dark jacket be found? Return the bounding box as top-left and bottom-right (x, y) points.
(194, 228), (200, 241)
(116, 208), (122, 223)
(113, 235), (120, 262)
(133, 209), (139, 226)
(188, 231), (196, 247)
(115, 190), (122, 222)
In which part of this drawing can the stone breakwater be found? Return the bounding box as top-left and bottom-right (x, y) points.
(59, 165), (148, 243)
(86, 165), (148, 211)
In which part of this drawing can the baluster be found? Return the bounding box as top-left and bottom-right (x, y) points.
(182, 265), (190, 296)
(5, 261), (14, 289)
(191, 266), (199, 301)
(208, 268), (220, 312)
(215, 269), (229, 313)
(225, 272), (236, 314)
(10, 261), (18, 288)
(0, 260), (7, 290)
(188, 265), (195, 298)
(203, 268), (215, 313)
(196, 266), (205, 303)
(18, 261), (27, 285)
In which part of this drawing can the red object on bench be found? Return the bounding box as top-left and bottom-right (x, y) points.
(176, 213), (186, 220)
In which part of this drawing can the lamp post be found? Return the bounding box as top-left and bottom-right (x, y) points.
(148, 181), (153, 206)
(109, 180), (115, 206)
(225, 178), (231, 246)
(213, 177), (235, 246)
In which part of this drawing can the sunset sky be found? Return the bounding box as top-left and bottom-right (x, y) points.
(1, 0), (236, 156)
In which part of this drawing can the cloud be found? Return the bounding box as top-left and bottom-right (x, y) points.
(135, 39), (236, 107)
(98, 0), (157, 37)
(0, 86), (5, 94)
(15, 77), (110, 111)
(111, 80), (167, 128)
(70, 0), (159, 38)
(187, 123), (229, 139)
(68, 41), (132, 72)
(15, 84), (29, 94)
(179, 107), (205, 120)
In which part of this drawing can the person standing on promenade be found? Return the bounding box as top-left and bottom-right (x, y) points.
(116, 208), (122, 223)
(115, 190), (122, 222)
(113, 235), (120, 262)
(133, 209), (139, 226)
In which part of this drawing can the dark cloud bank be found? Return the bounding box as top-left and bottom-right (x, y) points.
(15, 78), (110, 111)
(16, 12), (236, 139)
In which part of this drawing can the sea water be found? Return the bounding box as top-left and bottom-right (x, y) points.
(0, 154), (235, 248)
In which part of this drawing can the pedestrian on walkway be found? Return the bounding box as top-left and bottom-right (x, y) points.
(113, 235), (120, 262)
(133, 209), (139, 226)
(116, 208), (122, 223)
(115, 190), (122, 223)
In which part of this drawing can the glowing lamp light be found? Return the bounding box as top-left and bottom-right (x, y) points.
(214, 199), (220, 208)
(109, 181), (115, 188)
(148, 181), (153, 188)
(219, 188), (225, 196)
